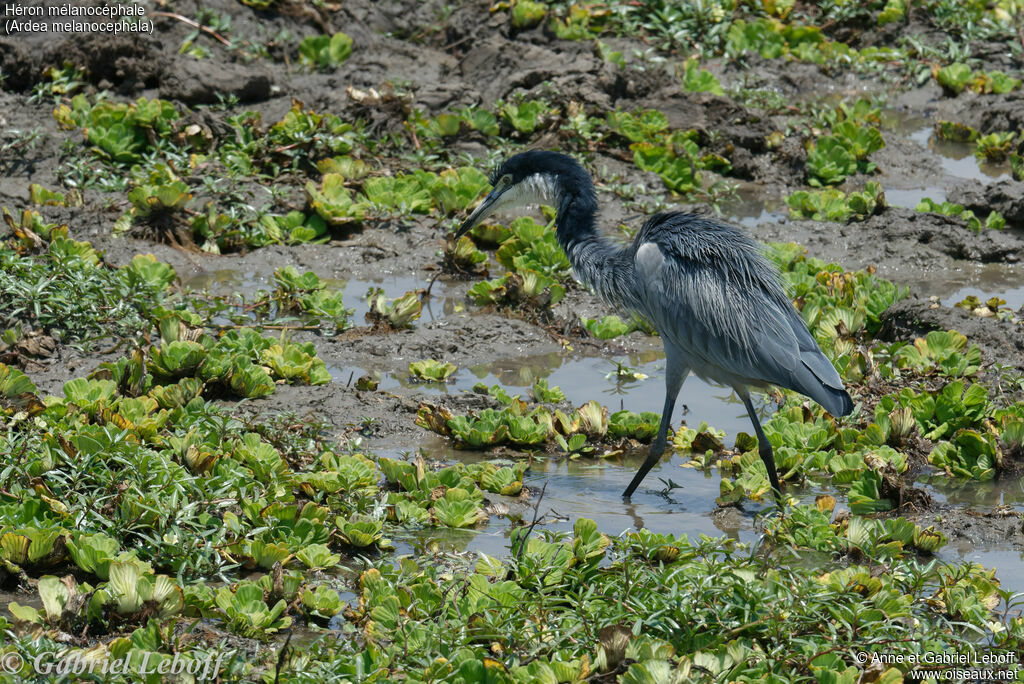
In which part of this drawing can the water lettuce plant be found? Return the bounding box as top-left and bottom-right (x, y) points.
(915, 197), (1005, 231)
(583, 314), (641, 339)
(786, 182), (885, 221)
(417, 396), (667, 453)
(444, 235), (488, 273)
(975, 131), (1019, 163)
(934, 120), (979, 143)
(298, 32), (353, 70)
(215, 582), (291, 640)
(364, 289), (422, 329)
(53, 95), (180, 166)
(894, 330), (982, 378)
(408, 359), (457, 382)
(270, 266), (352, 331)
(681, 58), (724, 95)
(935, 63), (1022, 95)
(500, 98), (554, 135)
(805, 121), (884, 186)
(305, 173), (367, 225)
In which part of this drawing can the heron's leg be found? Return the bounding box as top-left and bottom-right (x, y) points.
(738, 389), (782, 505)
(622, 351), (688, 499)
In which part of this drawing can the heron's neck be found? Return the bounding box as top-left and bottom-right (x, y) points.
(555, 190), (636, 310)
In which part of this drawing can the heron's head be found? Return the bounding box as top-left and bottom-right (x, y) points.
(455, 151), (591, 239)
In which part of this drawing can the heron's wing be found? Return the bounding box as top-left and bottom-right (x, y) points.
(634, 229), (847, 413)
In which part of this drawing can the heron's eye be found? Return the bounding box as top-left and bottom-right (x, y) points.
(500, 174), (512, 187)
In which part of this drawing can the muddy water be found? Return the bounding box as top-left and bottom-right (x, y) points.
(941, 282), (1024, 311)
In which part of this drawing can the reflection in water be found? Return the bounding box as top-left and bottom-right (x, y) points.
(910, 126), (1014, 183)
(184, 271), (453, 326)
(939, 547), (1024, 596)
(467, 352), (752, 428)
(182, 269), (249, 290)
(920, 473), (1024, 509)
(940, 282), (1024, 311)
(884, 186), (947, 209)
(338, 275), (452, 325)
(720, 185), (788, 230)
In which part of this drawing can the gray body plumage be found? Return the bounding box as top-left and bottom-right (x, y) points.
(568, 212), (852, 418)
(457, 151), (854, 501)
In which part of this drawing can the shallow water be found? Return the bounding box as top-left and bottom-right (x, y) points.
(909, 126), (1014, 184)
(940, 282), (1024, 312)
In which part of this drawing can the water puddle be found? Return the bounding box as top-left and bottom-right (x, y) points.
(338, 275), (454, 325)
(184, 269), (455, 327)
(940, 281), (1024, 311)
(909, 126), (1013, 183)
(940, 548), (1024, 596)
(461, 351), (753, 437)
(884, 186), (947, 209)
(183, 268), (265, 292)
(721, 187), (788, 230)
(920, 473), (1024, 510)
(399, 349), (783, 561)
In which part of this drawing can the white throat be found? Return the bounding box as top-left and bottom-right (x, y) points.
(498, 173), (559, 211)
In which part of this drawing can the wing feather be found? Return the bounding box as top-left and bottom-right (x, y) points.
(631, 214), (847, 412)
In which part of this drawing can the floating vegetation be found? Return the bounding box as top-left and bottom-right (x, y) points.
(915, 197), (1006, 232)
(364, 288), (422, 329)
(934, 63), (1022, 96)
(408, 359), (457, 382)
(416, 396), (663, 453)
(786, 182), (886, 222)
(805, 119), (885, 187)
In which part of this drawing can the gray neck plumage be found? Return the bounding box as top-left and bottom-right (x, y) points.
(554, 183), (638, 312)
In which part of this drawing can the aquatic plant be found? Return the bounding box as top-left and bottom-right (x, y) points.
(975, 131), (1019, 163)
(805, 121), (884, 187)
(631, 136), (702, 194)
(915, 197), (1005, 231)
(336, 515), (389, 549)
(935, 63), (1021, 95)
(53, 95), (180, 166)
(214, 582), (291, 640)
(298, 32), (353, 71)
(305, 174), (367, 225)
(786, 182), (886, 222)
(605, 109), (670, 144)
(805, 137), (858, 186)
(895, 330), (982, 378)
(531, 379), (566, 403)
(680, 58), (724, 95)
(1012, 153), (1024, 182)
(302, 586), (344, 620)
(583, 314), (635, 339)
(409, 359), (457, 382)
(548, 3), (608, 40)
(934, 120), (979, 143)
(430, 167), (492, 215)
(364, 288), (422, 329)
(444, 235), (488, 273)
(500, 98), (554, 135)
(510, 0), (546, 28)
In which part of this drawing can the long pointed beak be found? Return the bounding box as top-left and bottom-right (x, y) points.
(454, 187), (502, 240)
